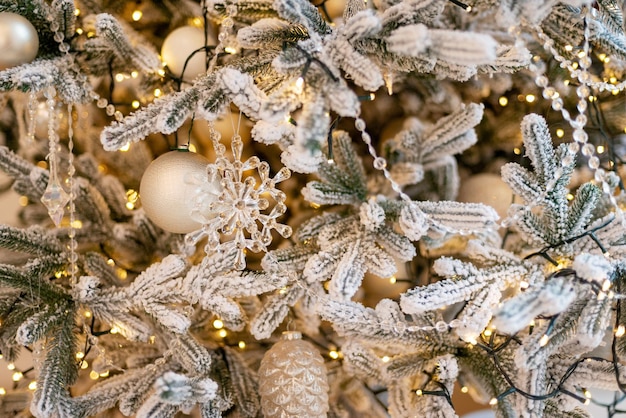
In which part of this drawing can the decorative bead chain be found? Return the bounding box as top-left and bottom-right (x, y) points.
(510, 10), (623, 224)
(534, 26), (626, 94)
(45, 5), (125, 122)
(353, 117), (411, 202)
(66, 104), (78, 284)
(44, 4), (86, 277)
(26, 92), (37, 143)
(209, 4), (239, 72)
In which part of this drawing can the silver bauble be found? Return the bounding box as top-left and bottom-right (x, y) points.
(139, 150), (210, 234)
(0, 12), (39, 70)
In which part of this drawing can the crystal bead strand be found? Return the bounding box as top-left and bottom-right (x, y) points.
(40, 86), (70, 227)
(66, 104), (78, 284)
(45, 6), (124, 123)
(353, 117), (411, 202)
(43, 4), (88, 274)
(535, 26), (626, 94)
(530, 10), (623, 218)
(26, 92), (37, 143)
(204, 5), (239, 73)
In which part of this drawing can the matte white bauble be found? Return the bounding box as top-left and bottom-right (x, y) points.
(139, 150), (211, 234)
(0, 12), (39, 70)
(161, 26), (214, 82)
(457, 173), (513, 220)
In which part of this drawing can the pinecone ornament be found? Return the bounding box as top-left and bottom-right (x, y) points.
(258, 331), (329, 417)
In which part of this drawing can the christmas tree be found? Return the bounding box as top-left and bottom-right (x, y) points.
(0, 0), (625, 417)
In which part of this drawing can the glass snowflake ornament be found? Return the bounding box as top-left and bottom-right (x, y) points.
(186, 134), (292, 270)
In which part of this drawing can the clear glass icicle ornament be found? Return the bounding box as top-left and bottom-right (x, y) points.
(40, 86), (69, 227)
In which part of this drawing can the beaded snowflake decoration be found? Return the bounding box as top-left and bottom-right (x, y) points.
(186, 130), (292, 270)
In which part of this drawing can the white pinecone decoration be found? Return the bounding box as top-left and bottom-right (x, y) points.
(258, 331), (329, 417)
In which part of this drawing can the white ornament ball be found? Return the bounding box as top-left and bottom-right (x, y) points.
(139, 150), (210, 234)
(258, 331), (329, 418)
(161, 26), (214, 82)
(0, 12), (39, 70)
(457, 173), (513, 220)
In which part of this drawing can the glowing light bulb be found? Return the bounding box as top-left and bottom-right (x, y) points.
(238, 341), (246, 349)
(28, 381), (37, 390)
(416, 389), (423, 396)
(539, 334), (550, 346)
(89, 371), (100, 380)
(489, 398), (498, 406)
(131, 10), (143, 21)
(498, 96), (508, 106)
(120, 143), (131, 152)
(12, 371), (23, 382)
(218, 329), (227, 338)
(556, 129), (564, 138)
(329, 350), (340, 360)
(525, 94), (536, 103)
(213, 319), (224, 329)
(461, 386), (469, 393)
(615, 325), (625, 337)
(382, 356), (390, 363)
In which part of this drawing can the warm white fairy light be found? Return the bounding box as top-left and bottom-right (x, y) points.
(616, 325), (626, 338)
(238, 341), (246, 349)
(12, 371), (23, 382)
(213, 319), (224, 329)
(539, 334), (550, 347)
(131, 10), (143, 21)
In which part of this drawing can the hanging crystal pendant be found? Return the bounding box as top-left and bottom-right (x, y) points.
(41, 150), (69, 227)
(40, 86), (69, 227)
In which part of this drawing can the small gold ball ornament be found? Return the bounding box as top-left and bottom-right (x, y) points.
(139, 150), (211, 234)
(258, 331), (329, 418)
(0, 12), (39, 70)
